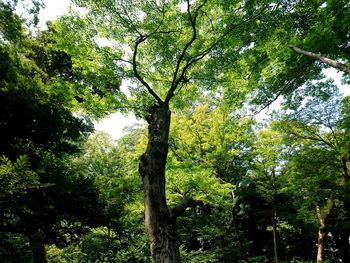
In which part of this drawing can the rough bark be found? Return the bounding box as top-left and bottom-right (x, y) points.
(29, 229), (47, 263)
(139, 104), (181, 263)
(288, 45), (350, 74)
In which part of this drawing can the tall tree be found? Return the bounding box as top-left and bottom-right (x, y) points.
(253, 128), (286, 263)
(52, 0), (350, 261)
(60, 1), (280, 261)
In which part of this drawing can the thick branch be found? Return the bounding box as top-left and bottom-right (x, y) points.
(289, 45), (350, 74)
(133, 36), (163, 104)
(169, 196), (203, 220)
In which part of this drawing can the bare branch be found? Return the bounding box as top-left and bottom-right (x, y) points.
(289, 45), (350, 74)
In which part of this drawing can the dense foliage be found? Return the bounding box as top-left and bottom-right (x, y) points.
(1, 0), (349, 262)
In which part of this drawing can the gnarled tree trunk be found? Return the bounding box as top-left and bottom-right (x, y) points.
(139, 104), (181, 263)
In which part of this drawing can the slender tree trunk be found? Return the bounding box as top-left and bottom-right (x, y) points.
(272, 194), (279, 263)
(139, 104), (181, 263)
(29, 229), (47, 263)
(271, 168), (279, 263)
(341, 157), (349, 181)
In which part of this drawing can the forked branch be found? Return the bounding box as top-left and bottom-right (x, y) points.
(314, 194), (335, 226)
(165, 0), (208, 104)
(165, 4), (269, 104)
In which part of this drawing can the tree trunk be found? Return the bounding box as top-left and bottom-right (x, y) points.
(315, 196), (334, 263)
(341, 157), (349, 181)
(29, 229), (47, 263)
(272, 194), (279, 263)
(316, 223), (327, 263)
(139, 104), (182, 263)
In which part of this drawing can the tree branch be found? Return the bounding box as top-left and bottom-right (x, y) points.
(314, 194), (334, 226)
(165, 0), (208, 104)
(253, 60), (314, 115)
(165, 4), (269, 104)
(169, 195), (203, 220)
(133, 36), (163, 104)
(279, 123), (334, 148)
(289, 45), (350, 74)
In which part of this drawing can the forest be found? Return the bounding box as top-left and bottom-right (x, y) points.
(1, 0), (350, 262)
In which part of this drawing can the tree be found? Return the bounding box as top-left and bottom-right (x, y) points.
(0, 3), (117, 262)
(57, 1), (296, 260)
(167, 104), (254, 261)
(252, 128), (285, 263)
(50, 0), (350, 261)
(62, 132), (150, 262)
(273, 94), (350, 262)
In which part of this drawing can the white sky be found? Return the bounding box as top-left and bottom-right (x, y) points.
(35, 0), (349, 138)
(38, 0), (70, 28)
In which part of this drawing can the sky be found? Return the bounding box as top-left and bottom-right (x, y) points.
(34, 0), (349, 138)
(38, 0), (70, 29)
